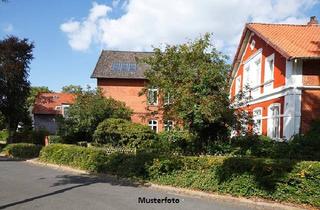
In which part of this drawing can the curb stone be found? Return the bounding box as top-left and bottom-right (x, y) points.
(26, 159), (313, 210)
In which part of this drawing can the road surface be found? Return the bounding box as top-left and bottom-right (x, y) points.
(0, 159), (283, 210)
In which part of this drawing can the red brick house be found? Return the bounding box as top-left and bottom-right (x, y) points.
(91, 50), (173, 133)
(230, 16), (320, 140)
(32, 93), (76, 134)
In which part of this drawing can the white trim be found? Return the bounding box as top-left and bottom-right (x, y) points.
(235, 75), (241, 95)
(242, 48), (262, 65)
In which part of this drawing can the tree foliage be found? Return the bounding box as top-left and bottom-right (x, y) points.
(58, 88), (133, 143)
(0, 36), (34, 139)
(61, 85), (83, 94)
(143, 34), (236, 151)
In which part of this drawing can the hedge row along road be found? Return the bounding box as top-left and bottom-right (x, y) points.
(0, 159), (293, 210)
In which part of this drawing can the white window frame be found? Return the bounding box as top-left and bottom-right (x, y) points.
(267, 103), (281, 139)
(264, 53), (275, 93)
(61, 104), (70, 118)
(235, 75), (241, 95)
(147, 88), (158, 105)
(148, 120), (158, 133)
(243, 50), (262, 98)
(164, 92), (171, 105)
(252, 107), (262, 135)
(164, 120), (173, 131)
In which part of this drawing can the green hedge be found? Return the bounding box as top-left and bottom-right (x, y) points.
(39, 144), (109, 172)
(39, 144), (320, 207)
(3, 143), (42, 158)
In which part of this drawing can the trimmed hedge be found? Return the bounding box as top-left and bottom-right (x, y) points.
(39, 144), (109, 172)
(39, 144), (320, 207)
(3, 143), (42, 158)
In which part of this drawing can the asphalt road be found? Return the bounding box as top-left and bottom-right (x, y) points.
(0, 159), (277, 210)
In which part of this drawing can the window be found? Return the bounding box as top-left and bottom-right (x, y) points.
(164, 92), (171, 105)
(268, 104), (281, 139)
(147, 88), (158, 105)
(235, 76), (241, 95)
(62, 105), (70, 118)
(164, 120), (173, 131)
(264, 54), (274, 93)
(250, 39), (255, 50)
(148, 120), (158, 132)
(243, 51), (262, 98)
(253, 108), (262, 135)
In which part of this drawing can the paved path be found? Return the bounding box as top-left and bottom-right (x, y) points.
(0, 159), (286, 210)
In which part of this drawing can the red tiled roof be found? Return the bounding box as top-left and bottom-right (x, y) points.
(32, 93), (76, 115)
(247, 23), (320, 59)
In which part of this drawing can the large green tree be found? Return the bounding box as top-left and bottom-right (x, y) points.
(143, 34), (235, 151)
(0, 36), (34, 142)
(58, 88), (132, 143)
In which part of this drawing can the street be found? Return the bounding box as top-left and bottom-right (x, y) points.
(0, 159), (281, 210)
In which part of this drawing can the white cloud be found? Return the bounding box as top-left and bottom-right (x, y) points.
(60, 0), (318, 56)
(3, 23), (13, 33)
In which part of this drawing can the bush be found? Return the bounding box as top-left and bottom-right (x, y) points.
(39, 143), (320, 207)
(158, 130), (195, 154)
(93, 118), (157, 148)
(39, 144), (109, 172)
(3, 143), (42, 158)
(149, 156), (320, 207)
(0, 129), (9, 142)
(48, 135), (63, 144)
(12, 129), (49, 145)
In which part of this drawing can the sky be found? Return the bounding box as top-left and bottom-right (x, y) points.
(0, 0), (319, 91)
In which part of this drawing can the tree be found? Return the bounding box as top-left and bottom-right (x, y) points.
(0, 36), (34, 142)
(143, 34), (235, 152)
(27, 86), (52, 108)
(58, 88), (132, 143)
(61, 85), (83, 94)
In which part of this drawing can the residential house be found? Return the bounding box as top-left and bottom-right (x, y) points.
(32, 93), (75, 134)
(229, 16), (320, 140)
(91, 50), (173, 132)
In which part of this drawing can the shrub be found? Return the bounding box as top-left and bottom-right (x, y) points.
(158, 130), (194, 154)
(12, 129), (49, 145)
(0, 129), (9, 142)
(3, 143), (42, 158)
(48, 135), (63, 144)
(93, 118), (157, 148)
(40, 144), (109, 172)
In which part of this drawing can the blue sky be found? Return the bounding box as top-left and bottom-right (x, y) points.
(0, 0), (319, 91)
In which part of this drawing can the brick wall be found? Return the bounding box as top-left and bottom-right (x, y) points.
(301, 89), (320, 133)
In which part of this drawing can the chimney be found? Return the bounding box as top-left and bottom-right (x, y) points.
(307, 16), (318, 25)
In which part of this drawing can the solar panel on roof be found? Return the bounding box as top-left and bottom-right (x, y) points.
(112, 62), (137, 72)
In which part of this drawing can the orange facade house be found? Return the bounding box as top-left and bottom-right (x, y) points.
(91, 50), (173, 133)
(229, 16), (320, 140)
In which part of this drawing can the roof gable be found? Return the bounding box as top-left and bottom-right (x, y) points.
(91, 50), (154, 79)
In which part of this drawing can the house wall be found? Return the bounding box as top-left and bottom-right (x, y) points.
(33, 114), (58, 134)
(230, 33), (287, 100)
(300, 60), (320, 133)
(97, 78), (165, 132)
(243, 97), (285, 137)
